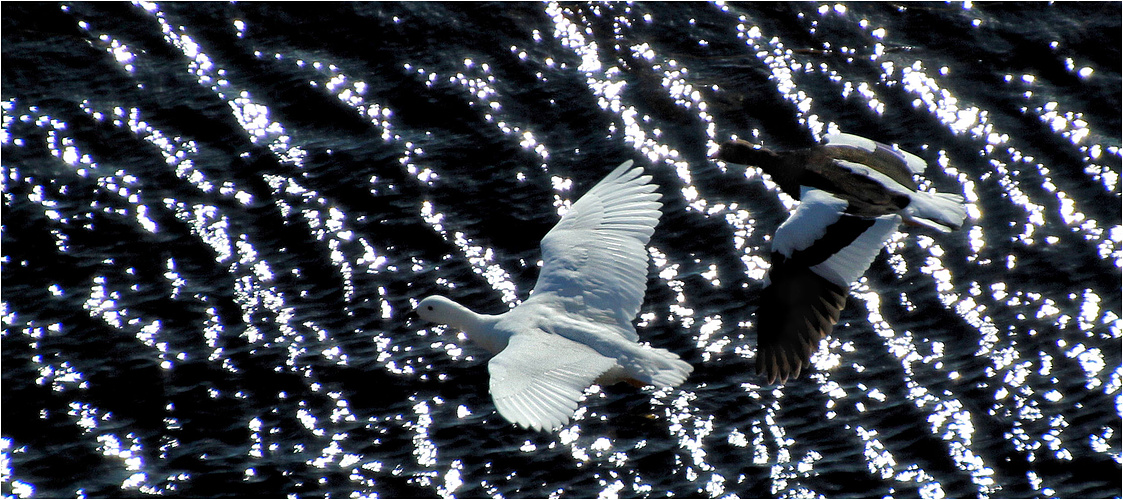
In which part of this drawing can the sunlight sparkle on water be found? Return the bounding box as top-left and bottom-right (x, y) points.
(851, 288), (1002, 496)
(72, 16), (140, 75)
(548, 2), (699, 207)
(419, 200), (520, 306)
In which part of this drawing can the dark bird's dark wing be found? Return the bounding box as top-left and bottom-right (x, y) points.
(756, 259), (848, 384)
(757, 187), (902, 384)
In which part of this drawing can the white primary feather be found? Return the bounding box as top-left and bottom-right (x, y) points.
(810, 214), (902, 287)
(824, 132), (877, 152)
(416, 160), (692, 432)
(488, 331), (617, 432)
(897, 148), (928, 175)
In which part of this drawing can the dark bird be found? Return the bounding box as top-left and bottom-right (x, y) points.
(716, 133), (967, 384)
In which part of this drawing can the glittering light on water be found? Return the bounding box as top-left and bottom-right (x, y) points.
(852, 288), (1001, 496)
(101, 36), (137, 73)
(898, 61), (989, 137)
(139, 1), (307, 169)
(856, 426), (897, 479)
(649, 247), (696, 329)
(661, 387), (723, 494)
(406, 398), (439, 488)
(2, 4), (1116, 498)
(419, 200), (520, 306)
(547, 2), (701, 209)
(8, 481), (34, 499)
(695, 315), (728, 362)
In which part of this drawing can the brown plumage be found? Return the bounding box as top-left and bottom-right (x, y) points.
(716, 134), (967, 384)
(717, 139), (916, 219)
(755, 260), (847, 384)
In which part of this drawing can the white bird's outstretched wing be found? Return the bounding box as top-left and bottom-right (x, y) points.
(527, 160), (662, 341)
(488, 330), (618, 431)
(757, 187), (901, 384)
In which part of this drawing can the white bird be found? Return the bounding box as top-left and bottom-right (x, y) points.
(716, 132), (967, 384)
(417, 160), (693, 431)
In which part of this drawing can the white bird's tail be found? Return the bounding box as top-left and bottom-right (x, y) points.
(622, 346), (693, 388)
(904, 191), (967, 232)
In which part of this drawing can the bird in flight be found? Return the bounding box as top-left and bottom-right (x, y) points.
(716, 133), (967, 384)
(417, 160), (693, 431)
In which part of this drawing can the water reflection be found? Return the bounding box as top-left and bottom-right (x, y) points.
(2, 1), (1120, 498)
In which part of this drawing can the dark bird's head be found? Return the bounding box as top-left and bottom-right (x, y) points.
(714, 139), (781, 171)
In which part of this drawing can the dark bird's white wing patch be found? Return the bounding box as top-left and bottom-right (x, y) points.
(758, 187), (901, 384)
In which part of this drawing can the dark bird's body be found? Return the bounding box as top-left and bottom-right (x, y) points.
(717, 133), (967, 384)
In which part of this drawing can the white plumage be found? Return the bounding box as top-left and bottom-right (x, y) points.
(417, 160), (693, 431)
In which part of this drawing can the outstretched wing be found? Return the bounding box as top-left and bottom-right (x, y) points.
(757, 187), (901, 384)
(488, 330), (618, 431)
(527, 160), (662, 341)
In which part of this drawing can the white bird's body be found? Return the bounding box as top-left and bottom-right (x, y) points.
(417, 161), (692, 431)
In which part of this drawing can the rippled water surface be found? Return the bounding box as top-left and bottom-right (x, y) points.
(2, 2), (1121, 498)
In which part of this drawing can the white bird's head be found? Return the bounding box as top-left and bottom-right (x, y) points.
(416, 295), (470, 326)
(416, 295), (506, 354)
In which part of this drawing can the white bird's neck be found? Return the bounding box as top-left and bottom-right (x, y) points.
(443, 303), (506, 354)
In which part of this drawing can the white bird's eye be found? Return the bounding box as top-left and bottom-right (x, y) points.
(426, 306), (434, 311)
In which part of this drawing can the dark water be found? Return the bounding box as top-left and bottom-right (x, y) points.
(2, 2), (1121, 498)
